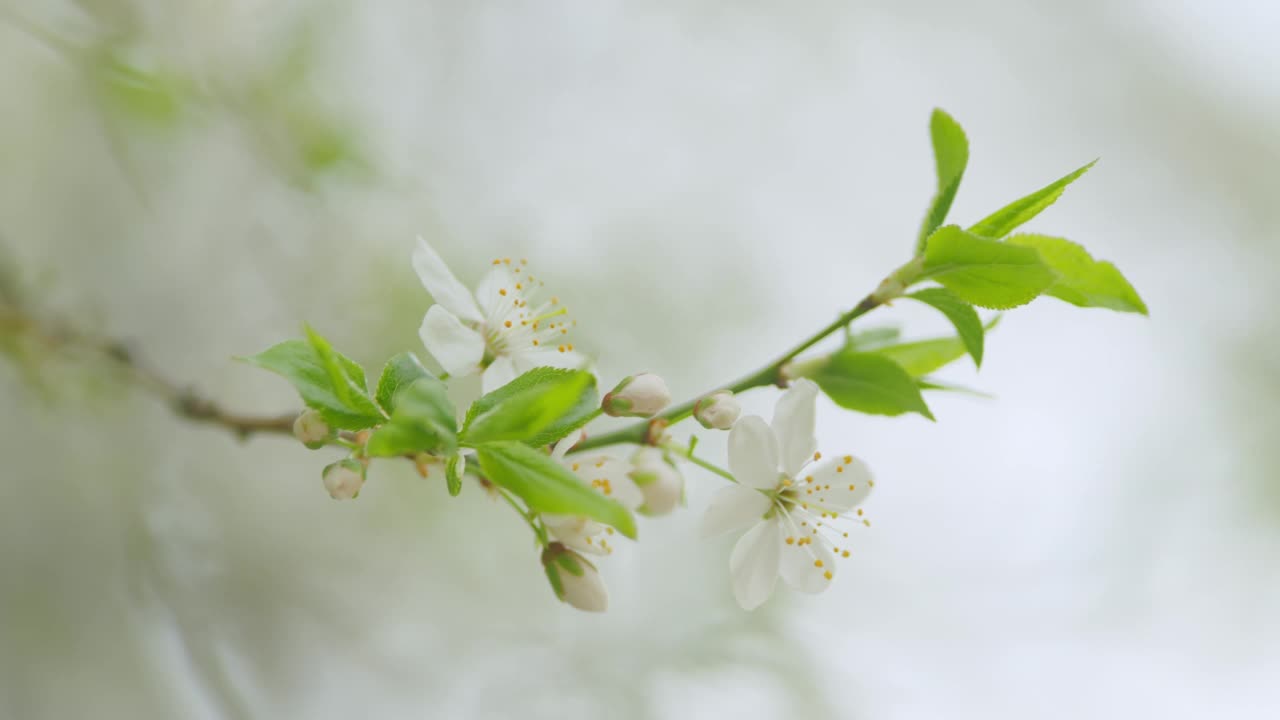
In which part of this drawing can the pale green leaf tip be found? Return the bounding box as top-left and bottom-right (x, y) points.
(931, 107), (958, 125)
(616, 513), (638, 540)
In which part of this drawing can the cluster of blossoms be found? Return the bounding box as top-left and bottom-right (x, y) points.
(284, 239), (878, 612)
(296, 238), (879, 612)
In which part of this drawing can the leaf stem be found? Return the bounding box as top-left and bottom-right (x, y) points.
(572, 291), (885, 453)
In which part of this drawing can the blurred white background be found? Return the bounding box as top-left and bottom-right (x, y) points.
(1, 1), (1277, 718)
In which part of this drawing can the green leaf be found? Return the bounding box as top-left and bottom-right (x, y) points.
(239, 339), (383, 430)
(375, 352), (434, 413)
(876, 337), (965, 378)
(365, 378), (458, 458)
(921, 225), (1057, 309)
(969, 160), (1096, 239)
(303, 324), (378, 412)
(807, 350), (934, 420)
(1006, 235), (1148, 314)
(917, 108), (970, 253)
(917, 377), (995, 399)
(446, 453), (465, 496)
(875, 316), (1001, 377)
(461, 368), (598, 447)
(845, 326), (902, 351)
(476, 442), (637, 539)
(906, 287), (984, 367)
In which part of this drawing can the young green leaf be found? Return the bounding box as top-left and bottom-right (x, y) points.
(906, 287), (984, 367)
(304, 324), (377, 410)
(968, 160), (1096, 239)
(922, 225), (1057, 309)
(1006, 235), (1148, 314)
(845, 326), (902, 351)
(876, 337), (965, 377)
(375, 352), (434, 413)
(239, 339), (384, 430)
(461, 368), (598, 447)
(916, 108), (970, 254)
(875, 316), (1001, 377)
(917, 377), (996, 399)
(806, 350), (935, 420)
(365, 377), (458, 458)
(476, 441), (637, 539)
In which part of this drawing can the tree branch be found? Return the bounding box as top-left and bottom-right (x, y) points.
(1, 302), (297, 439)
(571, 292), (884, 453)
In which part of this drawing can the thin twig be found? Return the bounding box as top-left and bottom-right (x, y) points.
(1, 302), (297, 439)
(571, 292), (884, 452)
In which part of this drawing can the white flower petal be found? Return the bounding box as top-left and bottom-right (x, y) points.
(729, 518), (782, 610)
(481, 355), (519, 393)
(772, 379), (819, 477)
(412, 237), (483, 323)
(475, 265), (519, 320)
(544, 515), (608, 555)
(419, 305), (485, 376)
(701, 485), (772, 538)
(567, 455), (643, 510)
(778, 521), (837, 594)
(557, 557), (608, 612)
(728, 415), (780, 489)
(551, 429), (586, 461)
(800, 456), (874, 514)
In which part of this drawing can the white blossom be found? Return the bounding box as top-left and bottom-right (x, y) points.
(701, 379), (875, 610)
(541, 430), (643, 555)
(412, 237), (586, 393)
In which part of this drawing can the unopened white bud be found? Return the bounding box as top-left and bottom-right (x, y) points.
(630, 447), (684, 516)
(602, 373), (671, 418)
(693, 390), (741, 430)
(542, 543), (608, 612)
(322, 459), (365, 500)
(293, 409), (331, 449)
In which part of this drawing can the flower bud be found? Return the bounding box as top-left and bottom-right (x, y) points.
(602, 373), (671, 418)
(322, 459), (365, 500)
(630, 447), (684, 516)
(693, 390), (740, 430)
(542, 543), (608, 612)
(292, 409), (331, 449)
